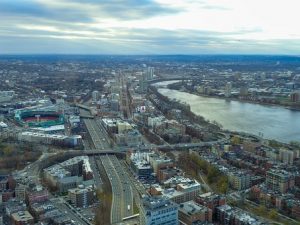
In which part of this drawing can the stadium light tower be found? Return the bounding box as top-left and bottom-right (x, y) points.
(35, 114), (40, 123)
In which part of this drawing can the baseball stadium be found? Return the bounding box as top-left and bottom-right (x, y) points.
(15, 110), (64, 127)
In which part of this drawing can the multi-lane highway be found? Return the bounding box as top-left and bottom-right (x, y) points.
(120, 160), (150, 214)
(82, 115), (135, 224)
(83, 118), (110, 150)
(100, 154), (133, 224)
(119, 72), (132, 119)
(89, 156), (103, 188)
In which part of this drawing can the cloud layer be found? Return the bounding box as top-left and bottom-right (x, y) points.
(0, 0), (300, 54)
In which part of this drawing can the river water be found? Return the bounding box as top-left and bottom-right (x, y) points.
(153, 81), (300, 143)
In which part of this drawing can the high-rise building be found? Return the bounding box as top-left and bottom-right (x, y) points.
(92, 90), (99, 102)
(225, 82), (232, 98)
(139, 72), (148, 93)
(290, 92), (300, 102)
(140, 196), (178, 225)
(146, 67), (154, 80)
(266, 169), (295, 193)
(279, 148), (295, 165)
(239, 86), (248, 96)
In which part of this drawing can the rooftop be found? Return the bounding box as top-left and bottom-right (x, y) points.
(179, 201), (209, 215)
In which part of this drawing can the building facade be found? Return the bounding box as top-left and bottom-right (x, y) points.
(140, 196), (178, 225)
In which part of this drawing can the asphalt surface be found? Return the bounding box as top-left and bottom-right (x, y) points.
(88, 156), (103, 188)
(83, 117), (134, 224)
(83, 118), (110, 150)
(100, 154), (134, 224)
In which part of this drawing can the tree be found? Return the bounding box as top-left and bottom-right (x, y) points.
(217, 176), (229, 194)
(2, 145), (13, 156)
(207, 166), (220, 184)
(95, 188), (112, 225)
(231, 135), (241, 145)
(268, 209), (279, 220)
(256, 205), (267, 216)
(290, 141), (300, 148)
(269, 139), (282, 148)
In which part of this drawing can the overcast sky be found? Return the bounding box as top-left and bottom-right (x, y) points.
(0, 0), (300, 54)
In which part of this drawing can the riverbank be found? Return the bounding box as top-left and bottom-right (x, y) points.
(155, 83), (300, 143)
(167, 83), (300, 112)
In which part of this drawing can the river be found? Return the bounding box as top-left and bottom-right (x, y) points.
(153, 81), (300, 143)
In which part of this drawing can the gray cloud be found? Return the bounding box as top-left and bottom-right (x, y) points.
(1, 24), (297, 54)
(0, 0), (299, 54)
(0, 0), (180, 24)
(68, 0), (181, 19)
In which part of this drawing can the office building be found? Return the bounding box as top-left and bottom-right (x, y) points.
(140, 196), (178, 225)
(92, 91), (99, 102)
(139, 72), (148, 93)
(129, 152), (153, 178)
(225, 82), (232, 98)
(146, 67), (154, 80)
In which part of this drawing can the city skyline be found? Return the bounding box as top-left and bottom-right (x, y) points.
(0, 0), (300, 54)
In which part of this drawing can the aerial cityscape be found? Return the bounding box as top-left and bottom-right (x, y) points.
(1, 1), (300, 225)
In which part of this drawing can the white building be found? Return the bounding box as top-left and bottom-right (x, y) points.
(225, 82), (232, 98)
(146, 67), (154, 80)
(18, 131), (82, 147)
(0, 122), (8, 129)
(147, 116), (165, 128)
(92, 91), (99, 102)
(140, 196), (178, 225)
(0, 91), (14, 103)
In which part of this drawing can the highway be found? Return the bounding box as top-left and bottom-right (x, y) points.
(82, 115), (135, 224)
(120, 160), (150, 214)
(83, 118), (110, 150)
(119, 72), (132, 119)
(100, 154), (133, 224)
(88, 156), (103, 188)
(121, 160), (149, 197)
